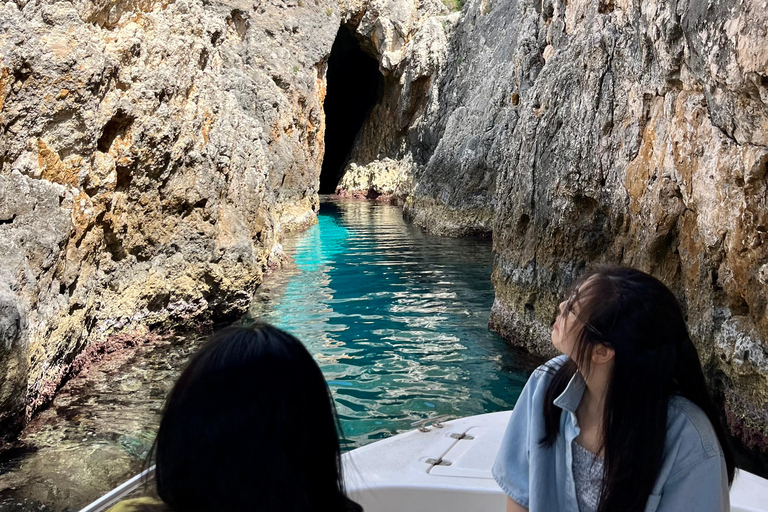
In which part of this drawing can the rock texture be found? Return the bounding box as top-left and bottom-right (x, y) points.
(0, 0), (341, 436)
(0, 0), (453, 439)
(336, 157), (413, 201)
(335, 1), (467, 230)
(483, 0), (768, 458)
(336, 0), (498, 236)
(1, 0), (767, 468)
(336, 0), (768, 458)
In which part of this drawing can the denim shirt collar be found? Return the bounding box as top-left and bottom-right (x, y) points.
(552, 370), (586, 413)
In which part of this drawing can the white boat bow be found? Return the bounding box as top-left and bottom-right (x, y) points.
(343, 411), (768, 512)
(82, 411), (768, 512)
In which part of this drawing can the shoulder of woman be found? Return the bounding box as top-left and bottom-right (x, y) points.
(665, 396), (722, 464)
(106, 497), (168, 512)
(530, 354), (569, 380)
(512, 355), (569, 405)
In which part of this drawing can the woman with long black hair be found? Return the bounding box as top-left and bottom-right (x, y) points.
(108, 323), (362, 512)
(493, 266), (735, 512)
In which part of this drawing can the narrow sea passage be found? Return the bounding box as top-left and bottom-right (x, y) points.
(246, 199), (534, 448)
(0, 198), (537, 511)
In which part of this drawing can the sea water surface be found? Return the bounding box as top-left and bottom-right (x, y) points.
(0, 198), (538, 511)
(246, 199), (536, 447)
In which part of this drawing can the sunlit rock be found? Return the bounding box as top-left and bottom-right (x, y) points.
(0, 0), (337, 435)
(336, 158), (413, 201)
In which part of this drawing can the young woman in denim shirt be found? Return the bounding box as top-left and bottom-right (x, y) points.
(493, 266), (735, 512)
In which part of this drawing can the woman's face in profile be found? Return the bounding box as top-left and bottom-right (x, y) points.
(552, 294), (583, 358)
(551, 277), (596, 358)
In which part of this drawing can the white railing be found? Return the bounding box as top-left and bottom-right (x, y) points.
(78, 466), (155, 512)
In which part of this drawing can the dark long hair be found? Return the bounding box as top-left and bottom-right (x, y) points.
(541, 266), (735, 512)
(145, 324), (354, 512)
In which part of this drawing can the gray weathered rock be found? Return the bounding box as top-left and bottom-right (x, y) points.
(0, 0), (342, 435)
(360, 0), (768, 455)
(0, 172), (72, 434)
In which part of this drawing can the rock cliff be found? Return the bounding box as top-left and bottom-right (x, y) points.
(483, 0), (768, 459)
(340, 0), (768, 459)
(0, 0), (450, 438)
(0, 0), (341, 436)
(1, 0), (767, 468)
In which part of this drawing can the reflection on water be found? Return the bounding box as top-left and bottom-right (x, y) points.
(0, 336), (205, 512)
(0, 198), (537, 511)
(246, 199), (534, 448)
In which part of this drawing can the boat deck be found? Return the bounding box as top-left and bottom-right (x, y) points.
(344, 412), (768, 512)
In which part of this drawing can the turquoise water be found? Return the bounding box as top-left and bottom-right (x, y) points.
(246, 199), (534, 448)
(0, 198), (537, 511)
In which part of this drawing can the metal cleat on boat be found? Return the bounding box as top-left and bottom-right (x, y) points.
(410, 414), (452, 432)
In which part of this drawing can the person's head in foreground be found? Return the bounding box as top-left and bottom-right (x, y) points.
(111, 323), (360, 512)
(494, 265), (736, 512)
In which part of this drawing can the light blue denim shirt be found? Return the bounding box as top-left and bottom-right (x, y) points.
(492, 356), (730, 512)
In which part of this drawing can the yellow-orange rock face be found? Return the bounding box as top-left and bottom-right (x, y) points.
(0, 0), (339, 436)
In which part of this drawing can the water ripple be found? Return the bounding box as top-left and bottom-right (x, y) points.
(246, 199), (531, 448)
(0, 199), (543, 511)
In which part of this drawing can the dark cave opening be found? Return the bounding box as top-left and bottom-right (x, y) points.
(319, 26), (384, 194)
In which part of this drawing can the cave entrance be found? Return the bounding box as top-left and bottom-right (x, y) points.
(319, 26), (384, 194)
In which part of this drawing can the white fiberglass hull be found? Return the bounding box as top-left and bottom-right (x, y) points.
(82, 411), (768, 512)
(343, 411), (768, 512)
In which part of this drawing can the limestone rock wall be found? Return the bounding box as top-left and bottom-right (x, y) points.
(336, 157), (413, 201)
(0, 0), (340, 436)
(335, 0), (768, 457)
(488, 0), (768, 456)
(0, 0), (459, 439)
(334, 0), (462, 228)
(336, 0), (523, 236)
(386, 0), (768, 455)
